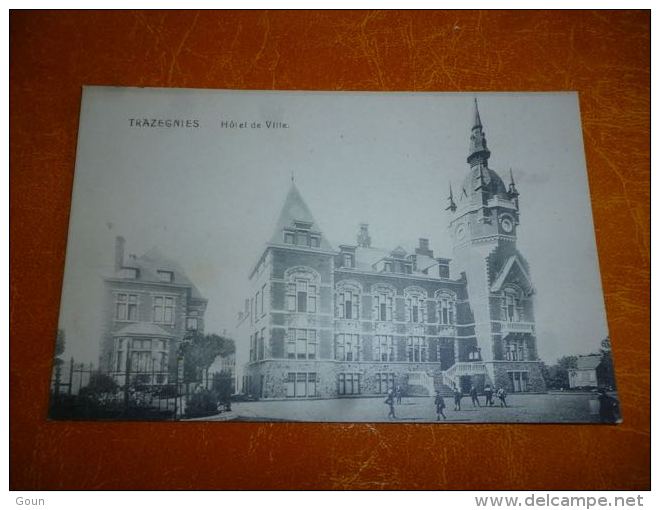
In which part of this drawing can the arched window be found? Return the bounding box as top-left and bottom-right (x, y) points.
(335, 281), (361, 320)
(435, 290), (457, 325)
(372, 284), (395, 322)
(404, 287), (427, 324)
(285, 267), (320, 314)
(502, 286), (523, 322)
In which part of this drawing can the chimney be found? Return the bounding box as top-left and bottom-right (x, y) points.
(357, 223), (371, 248)
(415, 238), (433, 258)
(114, 236), (125, 272)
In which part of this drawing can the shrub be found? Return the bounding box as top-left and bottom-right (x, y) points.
(185, 389), (219, 418)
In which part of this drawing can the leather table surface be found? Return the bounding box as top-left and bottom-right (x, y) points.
(9, 10), (650, 490)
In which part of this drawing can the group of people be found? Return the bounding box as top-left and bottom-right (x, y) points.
(434, 384), (508, 420)
(384, 383), (509, 421)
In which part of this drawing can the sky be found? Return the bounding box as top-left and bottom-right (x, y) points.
(57, 87), (609, 365)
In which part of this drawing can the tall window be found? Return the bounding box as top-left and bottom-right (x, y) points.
(338, 373), (361, 395)
(375, 335), (395, 362)
(502, 288), (522, 322)
(257, 328), (266, 360)
(335, 333), (360, 361)
(373, 285), (395, 321)
(405, 288), (427, 324)
(407, 336), (427, 362)
(336, 282), (360, 319)
(115, 293), (138, 321)
(153, 296), (175, 324)
(261, 284), (266, 316)
(436, 292), (456, 325)
(286, 329), (317, 360)
(285, 268), (319, 314)
(286, 372), (317, 397)
(505, 338), (527, 361)
(249, 334), (256, 362)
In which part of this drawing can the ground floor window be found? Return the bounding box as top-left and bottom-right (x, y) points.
(508, 371), (529, 392)
(338, 372), (361, 395)
(377, 372), (395, 394)
(286, 372), (317, 398)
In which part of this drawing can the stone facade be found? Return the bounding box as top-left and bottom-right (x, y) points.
(240, 100), (546, 399)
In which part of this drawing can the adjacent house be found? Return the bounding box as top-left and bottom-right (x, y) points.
(569, 355), (603, 389)
(99, 237), (208, 385)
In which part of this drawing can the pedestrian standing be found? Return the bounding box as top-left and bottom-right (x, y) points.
(453, 386), (463, 411)
(395, 384), (403, 405)
(384, 389), (397, 419)
(434, 390), (447, 421)
(484, 384), (494, 406)
(497, 387), (508, 407)
(469, 385), (481, 407)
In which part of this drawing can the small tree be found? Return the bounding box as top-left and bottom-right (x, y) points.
(182, 333), (235, 386)
(54, 329), (66, 365)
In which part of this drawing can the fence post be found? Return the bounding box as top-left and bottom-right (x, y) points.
(123, 341), (132, 410)
(68, 357), (74, 396)
(54, 361), (62, 401)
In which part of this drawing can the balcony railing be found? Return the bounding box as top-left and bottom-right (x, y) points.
(501, 321), (535, 336)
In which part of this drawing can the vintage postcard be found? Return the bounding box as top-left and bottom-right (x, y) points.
(50, 87), (618, 423)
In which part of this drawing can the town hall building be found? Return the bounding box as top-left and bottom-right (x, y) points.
(237, 100), (546, 399)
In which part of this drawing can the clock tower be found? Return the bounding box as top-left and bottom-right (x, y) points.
(445, 99), (545, 393)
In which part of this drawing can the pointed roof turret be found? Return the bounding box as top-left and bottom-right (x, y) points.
(467, 98), (491, 167)
(269, 181), (333, 250)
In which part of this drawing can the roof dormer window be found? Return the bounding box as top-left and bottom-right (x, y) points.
(284, 232), (295, 244)
(119, 267), (138, 279)
(157, 270), (174, 283)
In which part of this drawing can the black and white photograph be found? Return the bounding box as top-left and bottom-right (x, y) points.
(49, 87), (618, 423)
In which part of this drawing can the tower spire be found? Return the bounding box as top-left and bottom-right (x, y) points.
(446, 183), (457, 212)
(467, 98), (491, 167)
(472, 97), (482, 128)
(508, 168), (520, 210)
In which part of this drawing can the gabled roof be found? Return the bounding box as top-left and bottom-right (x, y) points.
(269, 182), (333, 250)
(118, 247), (205, 300)
(576, 355), (602, 370)
(490, 254), (534, 294)
(114, 322), (173, 338)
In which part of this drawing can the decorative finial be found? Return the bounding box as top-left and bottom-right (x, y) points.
(446, 183), (457, 212)
(291, 171), (295, 183)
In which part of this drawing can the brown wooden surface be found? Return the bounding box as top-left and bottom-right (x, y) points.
(9, 10), (650, 490)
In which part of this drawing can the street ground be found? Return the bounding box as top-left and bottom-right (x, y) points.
(201, 392), (610, 423)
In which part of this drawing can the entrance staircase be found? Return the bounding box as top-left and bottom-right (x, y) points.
(407, 371), (454, 397)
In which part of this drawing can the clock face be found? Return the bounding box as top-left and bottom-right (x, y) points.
(456, 225), (466, 240)
(501, 217), (514, 233)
